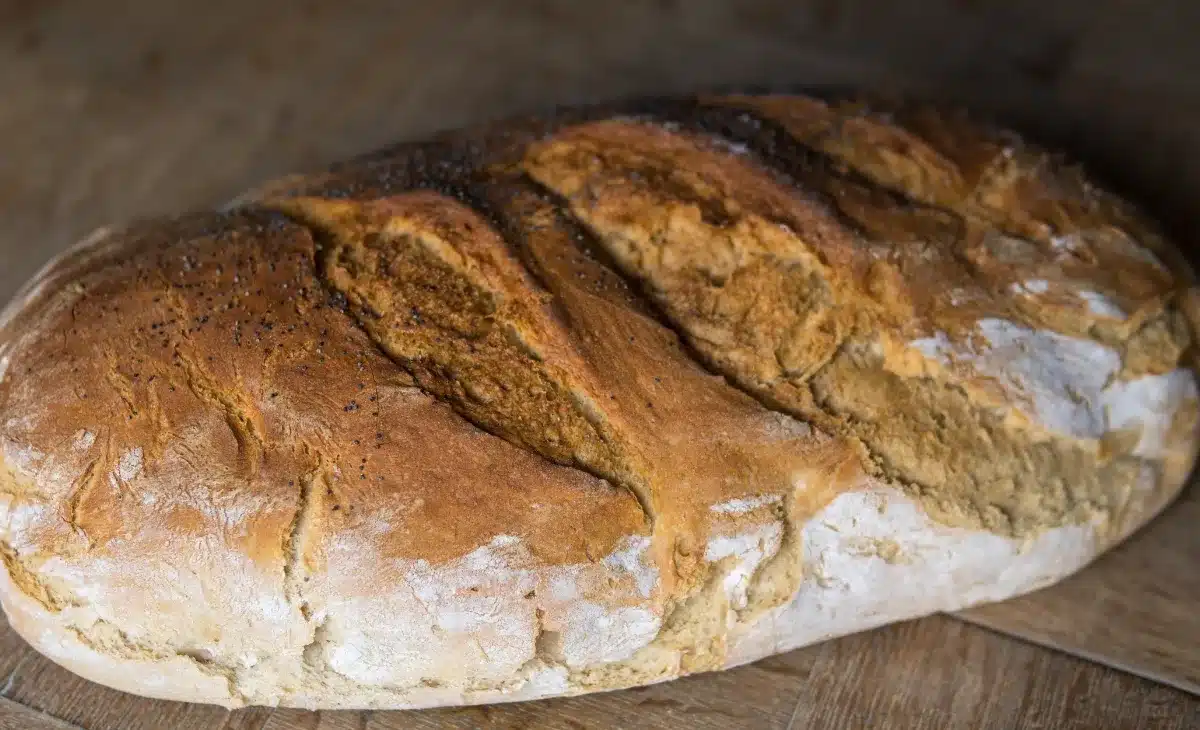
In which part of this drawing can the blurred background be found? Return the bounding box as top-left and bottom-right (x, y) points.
(1, 2), (1198, 728)
(1, 1), (1197, 300)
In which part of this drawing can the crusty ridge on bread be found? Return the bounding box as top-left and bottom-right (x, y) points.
(1, 91), (1197, 710)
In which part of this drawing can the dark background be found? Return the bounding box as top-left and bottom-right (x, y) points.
(1, 3), (1198, 728)
(2, 0), (1197, 302)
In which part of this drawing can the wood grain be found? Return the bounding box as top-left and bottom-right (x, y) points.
(959, 483), (1200, 694)
(257, 616), (1199, 730)
(8, 605), (1195, 729)
(0, 613), (36, 693)
(0, 697), (82, 730)
(2, 1), (1200, 728)
(783, 616), (1199, 730)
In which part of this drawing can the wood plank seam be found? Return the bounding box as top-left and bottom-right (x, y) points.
(951, 613), (1200, 697)
(0, 4), (1197, 724)
(0, 696), (87, 730)
(0, 654), (33, 698)
(221, 707), (275, 730)
(0, 614), (1191, 727)
(785, 693), (805, 730)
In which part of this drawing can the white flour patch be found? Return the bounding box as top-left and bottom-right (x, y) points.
(360, 513), (395, 535)
(523, 665), (569, 695)
(1105, 369), (1198, 459)
(947, 288), (970, 307)
(973, 318), (1119, 438)
(3, 416), (34, 432)
(559, 602), (660, 666)
(314, 529), (661, 687)
(725, 484), (1099, 665)
(705, 136), (751, 157)
(73, 430), (96, 452)
(909, 319), (1196, 444)
(1010, 279), (1049, 295)
(2, 440), (45, 478)
(549, 575), (579, 602)
(0, 501), (50, 550)
(1077, 290), (1126, 320)
(710, 494), (782, 515)
(203, 502), (253, 527)
(1050, 233), (1084, 254)
(600, 535), (656, 598)
(706, 523), (783, 612)
(115, 448), (143, 482)
(909, 331), (954, 363)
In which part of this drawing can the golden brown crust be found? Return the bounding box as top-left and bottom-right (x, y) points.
(1, 91), (1196, 709)
(0, 210), (645, 570)
(521, 103), (1197, 536)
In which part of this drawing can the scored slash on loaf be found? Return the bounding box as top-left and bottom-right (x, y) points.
(0, 91), (1197, 709)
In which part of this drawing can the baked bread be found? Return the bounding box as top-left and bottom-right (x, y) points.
(1, 91), (1197, 710)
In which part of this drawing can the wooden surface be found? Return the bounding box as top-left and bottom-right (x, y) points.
(0, 698), (80, 730)
(259, 617), (1199, 730)
(960, 483), (1200, 696)
(2, 1), (1199, 728)
(2, 611), (1197, 730)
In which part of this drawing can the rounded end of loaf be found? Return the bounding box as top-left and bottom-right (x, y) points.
(1, 90), (1197, 709)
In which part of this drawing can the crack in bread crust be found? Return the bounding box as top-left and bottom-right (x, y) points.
(521, 114), (1197, 538)
(264, 194), (656, 528)
(0, 540), (79, 612)
(0, 90), (1197, 710)
(66, 617), (249, 705)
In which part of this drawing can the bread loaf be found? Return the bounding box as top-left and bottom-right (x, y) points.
(1, 92), (1197, 710)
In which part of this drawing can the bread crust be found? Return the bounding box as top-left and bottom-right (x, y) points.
(1, 91), (1196, 709)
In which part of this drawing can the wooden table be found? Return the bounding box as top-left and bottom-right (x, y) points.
(1, 2), (1198, 728)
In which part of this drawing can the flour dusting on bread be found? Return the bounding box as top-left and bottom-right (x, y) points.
(1, 91), (1196, 709)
